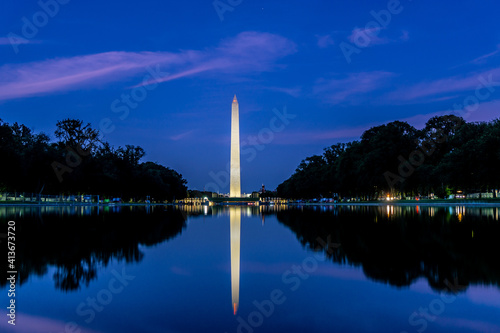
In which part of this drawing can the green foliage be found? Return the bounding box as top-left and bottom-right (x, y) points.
(278, 116), (500, 199)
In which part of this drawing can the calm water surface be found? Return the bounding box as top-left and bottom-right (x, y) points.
(1, 204), (499, 333)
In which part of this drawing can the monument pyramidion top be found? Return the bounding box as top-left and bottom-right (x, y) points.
(233, 95), (238, 103)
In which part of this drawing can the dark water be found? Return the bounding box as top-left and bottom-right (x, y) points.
(1, 204), (499, 333)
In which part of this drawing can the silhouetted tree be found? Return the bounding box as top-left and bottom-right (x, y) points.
(278, 116), (500, 199)
(0, 118), (187, 201)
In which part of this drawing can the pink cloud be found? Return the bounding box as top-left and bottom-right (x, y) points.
(169, 130), (195, 141)
(426, 95), (461, 103)
(393, 112), (450, 129)
(192, 101), (498, 146)
(0, 37), (29, 45)
(348, 27), (389, 47)
(0, 37), (41, 46)
(271, 127), (369, 145)
(437, 317), (500, 333)
(316, 34), (335, 48)
(471, 44), (500, 64)
(218, 31), (296, 60)
(234, 98), (499, 146)
(0, 312), (102, 333)
(347, 28), (409, 48)
(138, 31), (296, 87)
(233, 97), (500, 147)
(385, 67), (500, 103)
(271, 103), (500, 145)
(262, 86), (301, 97)
(237, 124), (376, 146)
(314, 71), (396, 104)
(446, 99), (500, 123)
(400, 30), (410, 41)
(466, 285), (500, 308)
(0, 31), (296, 101)
(0, 51), (185, 101)
(333, 100), (500, 135)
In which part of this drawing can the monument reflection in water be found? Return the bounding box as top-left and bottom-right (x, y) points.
(230, 207), (241, 315)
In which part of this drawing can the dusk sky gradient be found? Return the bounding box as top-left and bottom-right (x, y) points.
(1, 0), (500, 192)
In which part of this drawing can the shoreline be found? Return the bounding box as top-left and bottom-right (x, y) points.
(288, 201), (500, 207)
(1, 201), (500, 207)
(0, 203), (174, 207)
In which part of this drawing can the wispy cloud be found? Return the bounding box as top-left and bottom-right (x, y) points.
(445, 99), (500, 123)
(313, 71), (396, 104)
(437, 317), (500, 333)
(271, 127), (370, 144)
(399, 30), (410, 41)
(0, 31), (296, 102)
(471, 44), (500, 64)
(0, 36), (41, 46)
(466, 286), (500, 308)
(316, 34), (335, 48)
(262, 86), (301, 97)
(347, 28), (409, 48)
(169, 130), (195, 141)
(348, 27), (390, 46)
(385, 67), (500, 103)
(0, 312), (102, 333)
(205, 99), (500, 147)
(375, 100), (500, 131)
(139, 31), (297, 88)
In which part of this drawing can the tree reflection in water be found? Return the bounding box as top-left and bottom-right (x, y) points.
(0, 206), (186, 292)
(275, 205), (500, 292)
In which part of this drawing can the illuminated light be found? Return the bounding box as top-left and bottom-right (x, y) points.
(230, 95), (241, 197)
(230, 208), (240, 315)
(429, 207), (435, 217)
(472, 230), (474, 238)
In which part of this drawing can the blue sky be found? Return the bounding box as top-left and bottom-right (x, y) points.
(1, 0), (500, 192)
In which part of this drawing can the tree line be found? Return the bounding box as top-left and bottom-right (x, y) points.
(0, 118), (187, 201)
(277, 115), (500, 199)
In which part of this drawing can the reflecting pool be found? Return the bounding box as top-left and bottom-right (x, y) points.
(1, 204), (499, 333)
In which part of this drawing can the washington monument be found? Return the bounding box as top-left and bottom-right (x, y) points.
(230, 95), (241, 197)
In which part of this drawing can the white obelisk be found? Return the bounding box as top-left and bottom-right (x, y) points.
(230, 95), (241, 197)
(230, 208), (240, 315)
